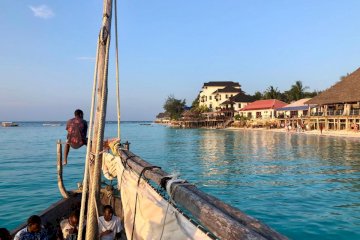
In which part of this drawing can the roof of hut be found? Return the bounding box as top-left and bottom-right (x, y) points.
(240, 99), (287, 111)
(181, 110), (196, 117)
(306, 67), (360, 105)
(156, 112), (170, 118)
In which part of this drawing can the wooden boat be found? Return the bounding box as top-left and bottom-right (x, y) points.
(10, 1), (288, 239)
(1, 122), (18, 127)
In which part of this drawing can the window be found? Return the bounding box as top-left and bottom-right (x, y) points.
(209, 104), (212, 109)
(209, 96), (212, 100)
(225, 94), (228, 99)
(238, 103), (241, 108)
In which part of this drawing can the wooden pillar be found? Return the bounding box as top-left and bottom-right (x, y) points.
(325, 118), (328, 131)
(316, 118), (319, 130)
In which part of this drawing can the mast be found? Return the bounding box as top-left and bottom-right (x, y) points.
(85, 0), (113, 239)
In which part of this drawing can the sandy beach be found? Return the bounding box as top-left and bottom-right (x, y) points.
(226, 127), (360, 139)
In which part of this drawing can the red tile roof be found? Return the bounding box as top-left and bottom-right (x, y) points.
(240, 99), (287, 111)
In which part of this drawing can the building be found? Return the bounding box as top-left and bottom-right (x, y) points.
(219, 92), (255, 112)
(239, 99), (287, 119)
(306, 67), (360, 116)
(276, 98), (317, 118)
(199, 81), (242, 111)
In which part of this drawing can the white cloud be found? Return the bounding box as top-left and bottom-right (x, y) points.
(77, 57), (96, 61)
(29, 5), (54, 19)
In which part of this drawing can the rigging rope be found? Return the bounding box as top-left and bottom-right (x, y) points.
(86, 31), (111, 240)
(78, 1), (120, 239)
(114, 0), (121, 140)
(77, 36), (101, 240)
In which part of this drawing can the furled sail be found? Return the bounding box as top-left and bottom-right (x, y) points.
(103, 152), (213, 240)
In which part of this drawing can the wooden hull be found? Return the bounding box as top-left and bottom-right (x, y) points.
(11, 191), (123, 238)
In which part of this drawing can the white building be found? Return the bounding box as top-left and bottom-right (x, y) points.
(199, 81), (242, 111)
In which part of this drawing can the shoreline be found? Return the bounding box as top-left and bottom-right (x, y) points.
(226, 126), (360, 139)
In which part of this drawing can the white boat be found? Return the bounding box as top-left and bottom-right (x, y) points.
(1, 122), (18, 127)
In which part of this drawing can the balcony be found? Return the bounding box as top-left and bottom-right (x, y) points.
(349, 109), (360, 116)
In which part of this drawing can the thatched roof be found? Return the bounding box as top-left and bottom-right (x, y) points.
(181, 110), (196, 117)
(306, 68), (360, 105)
(156, 112), (170, 118)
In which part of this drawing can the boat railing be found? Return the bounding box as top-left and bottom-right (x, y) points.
(116, 147), (288, 240)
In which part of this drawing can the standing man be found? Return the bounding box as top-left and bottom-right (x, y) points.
(64, 109), (88, 165)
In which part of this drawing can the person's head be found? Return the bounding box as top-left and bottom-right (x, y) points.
(27, 215), (42, 233)
(103, 205), (114, 222)
(0, 228), (11, 240)
(68, 210), (80, 227)
(74, 109), (84, 119)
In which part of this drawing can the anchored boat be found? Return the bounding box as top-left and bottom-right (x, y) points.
(11, 1), (287, 239)
(1, 122), (19, 127)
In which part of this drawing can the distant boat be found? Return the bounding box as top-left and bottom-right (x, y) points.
(139, 123), (152, 126)
(1, 122), (19, 127)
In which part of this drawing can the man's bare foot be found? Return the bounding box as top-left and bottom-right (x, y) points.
(63, 160), (67, 165)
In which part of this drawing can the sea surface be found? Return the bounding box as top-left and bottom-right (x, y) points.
(1, 121), (360, 239)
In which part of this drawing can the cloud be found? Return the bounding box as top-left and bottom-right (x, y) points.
(29, 5), (54, 19)
(77, 57), (96, 61)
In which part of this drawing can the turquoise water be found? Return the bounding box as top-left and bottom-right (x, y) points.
(1, 122), (360, 239)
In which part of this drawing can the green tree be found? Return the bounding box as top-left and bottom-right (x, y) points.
(191, 95), (200, 109)
(163, 95), (186, 120)
(253, 91), (263, 100)
(304, 90), (321, 98)
(263, 86), (281, 100)
(287, 80), (309, 101)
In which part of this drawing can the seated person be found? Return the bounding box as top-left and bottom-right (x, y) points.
(14, 215), (48, 240)
(58, 210), (83, 240)
(98, 205), (123, 240)
(0, 228), (11, 240)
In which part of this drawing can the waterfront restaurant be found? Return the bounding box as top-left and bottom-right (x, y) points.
(306, 67), (360, 130)
(239, 99), (287, 119)
(276, 98), (317, 118)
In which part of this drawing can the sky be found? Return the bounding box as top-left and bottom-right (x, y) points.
(1, 0), (360, 121)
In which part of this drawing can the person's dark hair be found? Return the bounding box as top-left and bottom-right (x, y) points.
(103, 205), (113, 213)
(0, 228), (11, 240)
(27, 215), (42, 226)
(69, 209), (80, 219)
(74, 109), (83, 117)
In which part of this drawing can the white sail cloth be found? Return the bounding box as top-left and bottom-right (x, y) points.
(102, 153), (212, 240)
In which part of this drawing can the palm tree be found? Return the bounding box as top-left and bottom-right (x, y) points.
(263, 86), (281, 100)
(288, 80), (309, 101)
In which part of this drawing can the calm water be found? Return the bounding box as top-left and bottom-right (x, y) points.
(1, 122), (360, 239)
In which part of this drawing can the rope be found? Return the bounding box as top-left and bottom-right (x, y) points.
(114, 0), (121, 140)
(86, 1), (112, 238)
(131, 166), (161, 240)
(77, 36), (101, 240)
